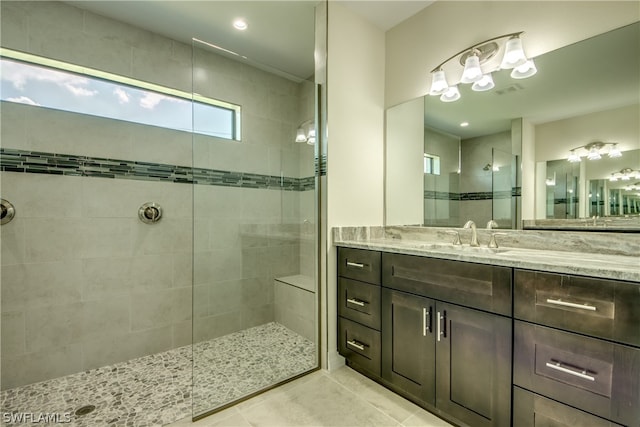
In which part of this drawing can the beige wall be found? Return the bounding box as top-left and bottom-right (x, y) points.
(535, 104), (640, 162)
(385, 1), (640, 108)
(325, 1), (386, 369)
(385, 97), (424, 225)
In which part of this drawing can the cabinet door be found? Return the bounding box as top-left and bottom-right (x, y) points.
(435, 302), (512, 427)
(382, 288), (435, 405)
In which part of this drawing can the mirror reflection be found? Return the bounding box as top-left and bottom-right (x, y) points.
(386, 21), (639, 230)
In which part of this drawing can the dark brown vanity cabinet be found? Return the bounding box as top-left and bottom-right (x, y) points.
(381, 253), (512, 427)
(337, 248), (382, 377)
(514, 269), (640, 427)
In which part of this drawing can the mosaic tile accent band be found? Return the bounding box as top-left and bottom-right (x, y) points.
(425, 187), (522, 201)
(0, 148), (319, 191)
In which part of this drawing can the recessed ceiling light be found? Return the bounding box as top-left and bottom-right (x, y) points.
(233, 19), (248, 31)
(460, 122), (469, 127)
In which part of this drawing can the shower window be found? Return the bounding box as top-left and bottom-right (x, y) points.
(0, 48), (241, 140)
(424, 153), (441, 175)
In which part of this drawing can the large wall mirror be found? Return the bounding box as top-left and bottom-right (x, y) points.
(385, 21), (639, 230)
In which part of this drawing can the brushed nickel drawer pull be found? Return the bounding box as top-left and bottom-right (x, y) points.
(546, 298), (597, 311)
(422, 308), (428, 336)
(546, 360), (595, 381)
(346, 261), (365, 269)
(346, 298), (366, 307)
(347, 339), (366, 351)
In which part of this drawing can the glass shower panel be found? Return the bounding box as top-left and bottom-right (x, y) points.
(491, 148), (516, 228)
(191, 27), (318, 418)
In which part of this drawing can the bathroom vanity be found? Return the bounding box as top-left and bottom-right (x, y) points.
(335, 227), (640, 427)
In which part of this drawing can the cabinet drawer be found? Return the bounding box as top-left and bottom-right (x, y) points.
(514, 269), (640, 346)
(338, 317), (381, 376)
(514, 321), (640, 426)
(382, 252), (512, 316)
(513, 386), (623, 427)
(338, 278), (381, 330)
(338, 248), (381, 285)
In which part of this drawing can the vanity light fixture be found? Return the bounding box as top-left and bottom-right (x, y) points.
(567, 141), (623, 163)
(428, 32), (537, 102)
(609, 168), (640, 182)
(295, 120), (315, 145)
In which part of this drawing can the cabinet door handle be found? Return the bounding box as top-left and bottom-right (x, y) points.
(546, 298), (597, 311)
(347, 339), (366, 351)
(546, 360), (595, 381)
(346, 261), (365, 269)
(346, 298), (366, 307)
(437, 311), (446, 341)
(423, 307), (432, 336)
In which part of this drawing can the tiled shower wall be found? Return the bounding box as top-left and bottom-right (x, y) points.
(0, 1), (315, 389)
(459, 130), (512, 226)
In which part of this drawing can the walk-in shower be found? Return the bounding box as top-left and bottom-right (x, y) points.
(0, 1), (322, 425)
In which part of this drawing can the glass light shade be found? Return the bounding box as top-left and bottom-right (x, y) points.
(472, 73), (495, 91)
(608, 144), (622, 158)
(460, 54), (483, 83)
(440, 85), (461, 102)
(295, 127), (307, 143)
(511, 59), (537, 79)
(500, 36), (527, 69)
(429, 70), (449, 96)
(587, 147), (602, 160)
(567, 150), (581, 163)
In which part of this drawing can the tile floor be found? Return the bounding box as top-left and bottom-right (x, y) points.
(168, 367), (454, 427)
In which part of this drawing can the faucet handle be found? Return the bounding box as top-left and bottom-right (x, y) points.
(446, 230), (462, 246)
(486, 220), (498, 229)
(488, 232), (507, 249)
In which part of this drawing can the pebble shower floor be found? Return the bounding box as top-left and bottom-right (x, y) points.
(1, 322), (316, 426)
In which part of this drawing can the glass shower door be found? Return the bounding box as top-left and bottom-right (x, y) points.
(190, 22), (319, 418)
(491, 148), (516, 228)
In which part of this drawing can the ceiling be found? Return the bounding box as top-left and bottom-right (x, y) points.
(66, 0), (433, 81)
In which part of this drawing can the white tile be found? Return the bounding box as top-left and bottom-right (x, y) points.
(1, 310), (26, 357)
(2, 259), (83, 310)
(132, 47), (191, 93)
(2, 173), (82, 219)
(239, 374), (400, 426)
(1, 344), (83, 390)
(0, 103), (29, 150)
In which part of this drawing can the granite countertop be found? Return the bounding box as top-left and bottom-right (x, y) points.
(334, 236), (640, 283)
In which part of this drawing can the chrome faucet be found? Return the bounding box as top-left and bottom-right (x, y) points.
(463, 220), (479, 247)
(486, 220), (498, 229)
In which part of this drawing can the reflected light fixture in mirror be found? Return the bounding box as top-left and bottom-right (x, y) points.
(295, 120), (315, 145)
(428, 32), (537, 102)
(610, 168), (640, 182)
(567, 141), (622, 162)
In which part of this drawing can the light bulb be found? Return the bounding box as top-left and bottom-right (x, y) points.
(460, 53), (483, 84)
(510, 59), (537, 79)
(472, 73), (495, 91)
(440, 85), (460, 102)
(587, 146), (601, 160)
(500, 36), (528, 69)
(295, 127), (307, 143)
(567, 150), (581, 163)
(608, 143), (622, 158)
(429, 70), (449, 96)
